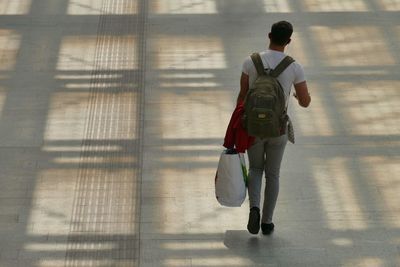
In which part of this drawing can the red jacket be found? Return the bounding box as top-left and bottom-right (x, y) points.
(223, 104), (255, 153)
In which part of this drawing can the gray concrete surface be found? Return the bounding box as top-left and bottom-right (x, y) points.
(0, 0), (399, 266)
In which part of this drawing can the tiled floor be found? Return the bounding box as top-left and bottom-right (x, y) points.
(0, 0), (399, 266)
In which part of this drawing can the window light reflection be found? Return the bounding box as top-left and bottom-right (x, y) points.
(57, 36), (137, 71)
(290, 82), (334, 136)
(312, 157), (367, 230)
(163, 241), (224, 250)
(191, 257), (253, 266)
(159, 72), (220, 88)
(304, 0), (368, 12)
(25, 242), (116, 251)
(312, 26), (395, 66)
(160, 81), (220, 88)
(45, 92), (138, 140)
(332, 81), (400, 136)
(263, 0), (291, 12)
(44, 92), (90, 140)
(157, 91), (231, 138)
(53, 155), (136, 164)
(344, 258), (384, 267)
(0, 0), (31, 14)
(286, 33), (310, 67)
(155, 36), (226, 70)
(0, 30), (21, 71)
(151, 0), (216, 14)
(362, 156), (400, 227)
(42, 145), (122, 152)
(27, 169), (78, 235)
(0, 86), (6, 118)
(378, 0), (400, 11)
(68, 0), (137, 14)
(154, 167), (245, 234)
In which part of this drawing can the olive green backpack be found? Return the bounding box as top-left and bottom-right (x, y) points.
(243, 53), (294, 138)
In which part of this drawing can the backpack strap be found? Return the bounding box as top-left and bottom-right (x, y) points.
(250, 53), (266, 76)
(270, 56), (295, 78)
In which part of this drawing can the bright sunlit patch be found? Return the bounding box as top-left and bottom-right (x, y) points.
(0, 86), (6, 118)
(361, 156), (400, 227)
(55, 74), (122, 80)
(312, 157), (367, 230)
(162, 155), (218, 163)
(155, 36), (226, 69)
(290, 81), (334, 136)
(151, 167), (246, 234)
(160, 81), (220, 88)
(0, 30), (21, 71)
(332, 238), (354, 247)
(44, 92), (90, 140)
(377, 0), (400, 10)
(160, 73), (215, 79)
(68, 0), (137, 14)
(42, 145), (122, 152)
(157, 91), (231, 138)
(151, 0), (217, 14)
(304, 0), (368, 11)
(162, 144), (221, 151)
(25, 242), (116, 251)
(163, 259), (192, 267)
(26, 169), (77, 235)
(191, 257), (253, 266)
(57, 35), (137, 71)
(54, 155), (136, 164)
(329, 69), (388, 75)
(64, 82), (124, 89)
(45, 90), (138, 140)
(311, 26), (395, 66)
(286, 33), (310, 67)
(263, 0), (291, 12)
(0, 0), (31, 14)
(344, 257), (384, 267)
(163, 241), (224, 250)
(332, 81), (400, 136)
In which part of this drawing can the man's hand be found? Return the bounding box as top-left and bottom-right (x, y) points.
(293, 81), (311, 107)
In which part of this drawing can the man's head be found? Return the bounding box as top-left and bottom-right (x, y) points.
(268, 21), (293, 46)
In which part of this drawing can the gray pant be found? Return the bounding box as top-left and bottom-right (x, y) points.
(247, 133), (288, 224)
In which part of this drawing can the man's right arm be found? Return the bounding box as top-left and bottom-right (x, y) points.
(293, 81), (311, 107)
(237, 72), (249, 106)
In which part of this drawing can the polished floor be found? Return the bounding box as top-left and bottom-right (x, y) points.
(0, 0), (399, 266)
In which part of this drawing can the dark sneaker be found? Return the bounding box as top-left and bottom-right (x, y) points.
(247, 207), (260, 234)
(261, 223), (274, 235)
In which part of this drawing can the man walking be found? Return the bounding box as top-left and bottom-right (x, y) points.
(237, 21), (311, 235)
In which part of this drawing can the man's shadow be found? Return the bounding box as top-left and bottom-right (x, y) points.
(223, 230), (290, 266)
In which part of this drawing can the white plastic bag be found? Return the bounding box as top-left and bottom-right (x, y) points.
(215, 150), (247, 207)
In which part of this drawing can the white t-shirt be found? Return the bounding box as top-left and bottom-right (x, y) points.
(241, 50), (305, 106)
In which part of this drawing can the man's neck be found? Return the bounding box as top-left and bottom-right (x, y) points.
(268, 44), (285, 52)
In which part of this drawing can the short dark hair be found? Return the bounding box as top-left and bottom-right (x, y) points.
(270, 21), (293, 46)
